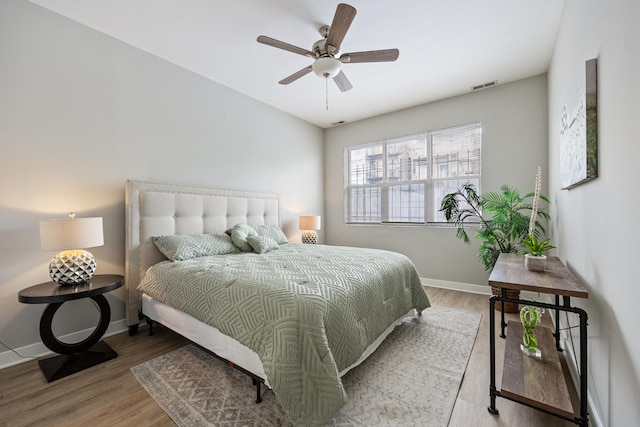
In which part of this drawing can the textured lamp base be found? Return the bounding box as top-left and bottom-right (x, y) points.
(301, 230), (318, 244)
(49, 249), (96, 285)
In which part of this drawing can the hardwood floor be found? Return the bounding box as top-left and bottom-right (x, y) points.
(0, 288), (579, 427)
(427, 287), (579, 427)
(0, 325), (187, 427)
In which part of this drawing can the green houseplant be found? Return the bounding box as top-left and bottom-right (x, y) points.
(517, 168), (555, 356)
(439, 183), (550, 271)
(520, 233), (556, 256)
(520, 233), (556, 272)
(519, 168), (556, 271)
(439, 181), (550, 312)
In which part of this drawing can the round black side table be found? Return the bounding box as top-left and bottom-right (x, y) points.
(18, 274), (123, 382)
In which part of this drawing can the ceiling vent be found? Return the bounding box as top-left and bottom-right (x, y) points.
(332, 120), (346, 126)
(472, 81), (497, 91)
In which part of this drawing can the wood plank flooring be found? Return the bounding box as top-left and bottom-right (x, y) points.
(428, 287), (579, 427)
(0, 287), (579, 427)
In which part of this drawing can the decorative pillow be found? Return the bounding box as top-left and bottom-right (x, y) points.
(153, 233), (239, 261)
(247, 235), (280, 254)
(251, 224), (289, 245)
(231, 223), (258, 252)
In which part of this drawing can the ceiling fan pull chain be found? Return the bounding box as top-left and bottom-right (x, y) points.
(326, 77), (330, 111)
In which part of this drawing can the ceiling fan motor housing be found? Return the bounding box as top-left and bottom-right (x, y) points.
(313, 37), (339, 57)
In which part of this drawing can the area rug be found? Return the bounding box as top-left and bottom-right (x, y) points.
(130, 305), (481, 427)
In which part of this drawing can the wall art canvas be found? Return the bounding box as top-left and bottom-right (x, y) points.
(560, 58), (598, 189)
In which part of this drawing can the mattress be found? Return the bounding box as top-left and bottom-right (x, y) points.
(138, 243), (430, 425)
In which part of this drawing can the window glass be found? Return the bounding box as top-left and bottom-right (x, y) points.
(349, 145), (383, 185)
(345, 123), (481, 225)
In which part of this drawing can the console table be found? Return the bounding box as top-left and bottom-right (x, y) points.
(18, 274), (123, 382)
(487, 253), (589, 426)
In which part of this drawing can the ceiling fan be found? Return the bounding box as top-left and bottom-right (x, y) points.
(257, 3), (399, 92)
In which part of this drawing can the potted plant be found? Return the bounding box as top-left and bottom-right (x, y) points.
(439, 177), (550, 312)
(520, 233), (556, 271)
(519, 167), (555, 271)
(439, 183), (550, 271)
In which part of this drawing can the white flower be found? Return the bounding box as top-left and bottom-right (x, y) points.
(529, 166), (542, 236)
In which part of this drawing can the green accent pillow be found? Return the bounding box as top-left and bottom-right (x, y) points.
(153, 233), (239, 261)
(251, 224), (289, 244)
(246, 235), (281, 254)
(231, 224), (258, 252)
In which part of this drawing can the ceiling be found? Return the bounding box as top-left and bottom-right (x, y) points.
(29, 0), (565, 129)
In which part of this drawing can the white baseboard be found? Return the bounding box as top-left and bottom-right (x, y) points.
(422, 277), (539, 301)
(0, 319), (128, 370)
(422, 277), (491, 295)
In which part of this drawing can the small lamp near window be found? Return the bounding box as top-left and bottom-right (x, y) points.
(299, 215), (321, 244)
(40, 213), (104, 285)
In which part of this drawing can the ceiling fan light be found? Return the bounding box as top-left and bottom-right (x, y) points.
(312, 57), (342, 78)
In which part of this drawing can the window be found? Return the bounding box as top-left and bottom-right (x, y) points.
(345, 123), (481, 224)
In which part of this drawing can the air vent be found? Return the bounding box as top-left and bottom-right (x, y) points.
(472, 81), (497, 91)
(332, 120), (346, 126)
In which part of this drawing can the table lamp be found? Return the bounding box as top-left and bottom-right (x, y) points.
(299, 215), (321, 244)
(40, 213), (104, 285)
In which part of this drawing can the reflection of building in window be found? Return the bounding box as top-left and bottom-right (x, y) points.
(367, 152), (382, 183)
(411, 156), (428, 180)
(388, 158), (398, 180)
(346, 123), (481, 224)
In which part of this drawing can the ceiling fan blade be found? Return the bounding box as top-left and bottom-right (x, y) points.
(279, 65), (313, 85)
(257, 35), (316, 58)
(333, 70), (353, 92)
(326, 3), (357, 54)
(340, 49), (400, 63)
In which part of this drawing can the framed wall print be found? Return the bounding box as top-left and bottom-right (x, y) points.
(560, 58), (598, 190)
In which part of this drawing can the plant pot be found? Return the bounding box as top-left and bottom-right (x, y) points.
(491, 286), (520, 313)
(525, 254), (547, 272)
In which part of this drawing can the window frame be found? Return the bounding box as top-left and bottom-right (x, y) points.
(344, 122), (482, 225)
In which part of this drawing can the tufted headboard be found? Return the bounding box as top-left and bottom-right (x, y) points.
(125, 180), (281, 327)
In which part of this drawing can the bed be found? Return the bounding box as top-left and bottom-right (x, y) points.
(125, 180), (431, 426)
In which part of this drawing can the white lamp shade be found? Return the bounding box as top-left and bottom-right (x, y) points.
(299, 215), (321, 231)
(40, 217), (104, 251)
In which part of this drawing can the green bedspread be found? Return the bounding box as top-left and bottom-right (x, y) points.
(137, 244), (430, 426)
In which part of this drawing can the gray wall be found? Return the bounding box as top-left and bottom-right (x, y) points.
(5, 2), (637, 424)
(548, 0), (640, 424)
(0, 0), (323, 356)
(324, 75), (549, 287)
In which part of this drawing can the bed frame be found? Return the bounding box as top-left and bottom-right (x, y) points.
(125, 179), (281, 330)
(124, 179), (417, 412)
(125, 180), (281, 402)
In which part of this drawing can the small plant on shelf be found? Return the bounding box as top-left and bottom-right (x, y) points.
(521, 233), (556, 256)
(520, 167), (555, 271)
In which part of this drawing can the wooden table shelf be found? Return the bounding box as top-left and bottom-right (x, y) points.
(487, 253), (589, 426)
(501, 321), (574, 419)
